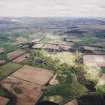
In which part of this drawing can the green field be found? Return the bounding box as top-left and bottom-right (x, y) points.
(101, 67), (105, 73)
(0, 62), (22, 79)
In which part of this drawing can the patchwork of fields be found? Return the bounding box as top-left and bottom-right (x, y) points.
(0, 17), (105, 105)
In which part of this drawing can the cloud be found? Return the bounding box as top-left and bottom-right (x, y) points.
(0, 0), (105, 17)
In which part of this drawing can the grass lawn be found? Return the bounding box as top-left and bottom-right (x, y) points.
(0, 62), (22, 79)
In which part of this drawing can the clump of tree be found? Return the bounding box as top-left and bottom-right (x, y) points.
(25, 50), (59, 70)
(27, 50), (87, 85)
(57, 63), (73, 84)
(96, 85), (105, 94)
(25, 50), (90, 101)
(0, 52), (8, 61)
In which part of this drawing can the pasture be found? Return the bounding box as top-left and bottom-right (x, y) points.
(0, 62), (22, 79)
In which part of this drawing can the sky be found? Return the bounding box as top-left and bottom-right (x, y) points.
(0, 0), (105, 17)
